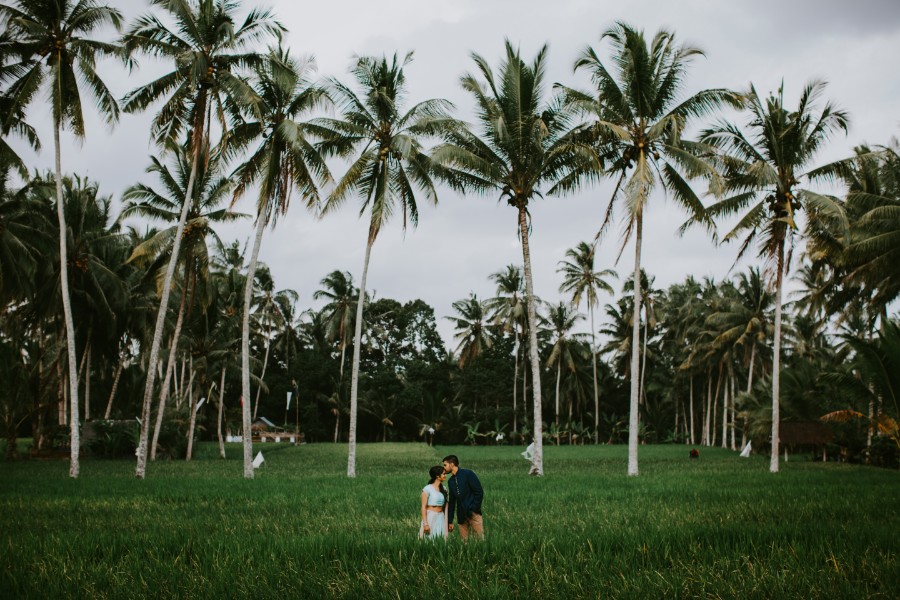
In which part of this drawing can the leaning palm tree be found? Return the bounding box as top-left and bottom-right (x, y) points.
(229, 46), (330, 478)
(122, 0), (282, 478)
(122, 140), (243, 462)
(0, 0), (125, 478)
(313, 52), (457, 478)
(433, 41), (596, 476)
(558, 241), (616, 442)
(698, 80), (849, 472)
(561, 22), (737, 476)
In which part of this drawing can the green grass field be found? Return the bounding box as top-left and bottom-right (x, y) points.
(1, 442), (897, 599)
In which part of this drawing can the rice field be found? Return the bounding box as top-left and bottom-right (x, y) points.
(1, 442), (898, 599)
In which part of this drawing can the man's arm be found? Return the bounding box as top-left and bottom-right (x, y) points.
(447, 483), (456, 524)
(469, 471), (484, 514)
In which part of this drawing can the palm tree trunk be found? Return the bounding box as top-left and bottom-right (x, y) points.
(252, 339), (271, 421)
(151, 289), (187, 461)
(185, 361), (200, 461)
(512, 334), (519, 435)
(770, 242), (785, 473)
(703, 372), (711, 445)
(640, 306), (648, 406)
(240, 211), (268, 479)
(334, 411), (340, 444)
(627, 212), (643, 476)
(590, 305), (600, 444)
(348, 232), (375, 477)
(689, 376), (695, 445)
(712, 362), (722, 447)
(555, 361), (561, 446)
(84, 344), (91, 421)
(518, 207), (544, 476)
(729, 366), (737, 450)
(104, 353), (125, 419)
(136, 101), (207, 479)
(54, 123), (80, 478)
(217, 364), (226, 459)
(721, 362), (729, 449)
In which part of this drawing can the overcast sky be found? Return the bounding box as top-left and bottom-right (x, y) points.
(13, 0), (900, 345)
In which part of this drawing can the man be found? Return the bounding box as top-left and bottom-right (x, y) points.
(442, 454), (484, 540)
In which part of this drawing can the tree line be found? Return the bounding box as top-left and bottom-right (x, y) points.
(1, 1), (897, 478)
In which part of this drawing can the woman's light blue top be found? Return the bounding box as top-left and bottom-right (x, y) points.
(422, 485), (445, 506)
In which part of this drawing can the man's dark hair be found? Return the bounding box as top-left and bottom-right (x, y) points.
(442, 455), (459, 467)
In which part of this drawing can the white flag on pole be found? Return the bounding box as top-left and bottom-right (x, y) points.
(286, 391), (293, 411)
(195, 398), (205, 413)
(252, 451), (265, 469)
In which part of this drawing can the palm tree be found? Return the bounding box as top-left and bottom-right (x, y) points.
(562, 23), (736, 476)
(486, 265), (527, 433)
(700, 81), (849, 472)
(313, 270), (357, 381)
(0, 0), (125, 477)
(122, 0), (282, 478)
(558, 241), (616, 442)
(433, 41), (596, 476)
(122, 140), (243, 461)
(314, 52), (457, 478)
(447, 293), (493, 368)
(541, 301), (585, 443)
(230, 46), (330, 478)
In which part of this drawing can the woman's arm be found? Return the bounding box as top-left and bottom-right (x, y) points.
(421, 490), (430, 533)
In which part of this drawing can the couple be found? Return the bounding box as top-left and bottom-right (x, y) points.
(418, 455), (484, 541)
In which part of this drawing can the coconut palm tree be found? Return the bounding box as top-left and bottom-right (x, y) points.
(541, 301), (585, 443)
(447, 293), (493, 368)
(313, 270), (357, 381)
(122, 139), (243, 461)
(313, 52), (457, 478)
(229, 46), (330, 477)
(0, 0), (125, 477)
(561, 22), (737, 476)
(432, 41), (596, 476)
(699, 80), (849, 472)
(122, 0), (282, 478)
(558, 241), (616, 442)
(486, 265), (528, 433)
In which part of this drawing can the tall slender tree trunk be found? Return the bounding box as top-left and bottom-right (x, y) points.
(729, 365), (737, 450)
(590, 305), (600, 444)
(136, 101), (207, 479)
(348, 232), (375, 478)
(54, 125), (80, 478)
(554, 361), (561, 446)
(522, 336), (528, 433)
(712, 362), (722, 447)
(770, 242), (785, 473)
(627, 212), (643, 476)
(252, 339), (271, 421)
(703, 372), (712, 445)
(104, 353), (125, 419)
(151, 290), (187, 461)
(721, 362), (729, 449)
(185, 363), (200, 462)
(519, 205), (543, 476)
(512, 334), (519, 434)
(84, 344), (91, 421)
(217, 365), (226, 459)
(241, 211), (268, 479)
(639, 306), (648, 406)
(689, 376), (695, 445)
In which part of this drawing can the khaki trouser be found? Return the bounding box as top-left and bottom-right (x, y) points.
(458, 513), (484, 541)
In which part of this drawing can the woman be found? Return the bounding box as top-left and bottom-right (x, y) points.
(419, 465), (448, 539)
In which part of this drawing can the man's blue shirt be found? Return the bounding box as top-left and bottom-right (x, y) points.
(448, 468), (483, 523)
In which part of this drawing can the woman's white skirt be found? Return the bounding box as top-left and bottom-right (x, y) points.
(419, 509), (448, 540)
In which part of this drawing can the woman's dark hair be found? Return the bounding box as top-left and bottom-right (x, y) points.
(428, 465), (448, 504)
